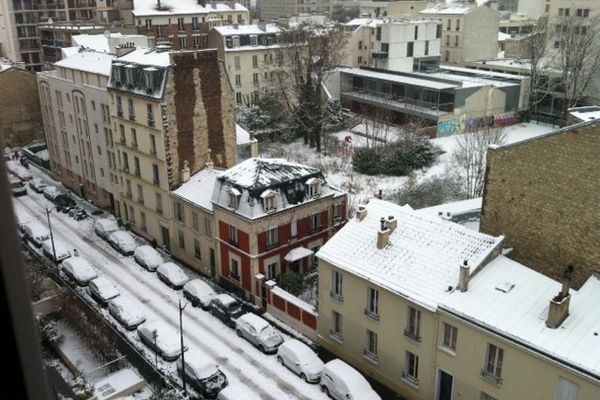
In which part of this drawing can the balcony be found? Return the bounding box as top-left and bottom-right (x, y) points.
(330, 291), (343, 303)
(342, 89), (453, 118)
(404, 328), (421, 343)
(481, 370), (502, 386)
(329, 330), (343, 343)
(363, 349), (379, 364)
(128, 113), (136, 122)
(371, 51), (388, 59)
(266, 241), (278, 251)
(229, 272), (240, 282)
(364, 309), (380, 321)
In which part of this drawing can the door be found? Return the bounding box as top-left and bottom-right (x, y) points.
(161, 226), (170, 251)
(209, 248), (216, 277)
(438, 370), (453, 400)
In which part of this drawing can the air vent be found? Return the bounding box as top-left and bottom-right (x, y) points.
(494, 282), (515, 293)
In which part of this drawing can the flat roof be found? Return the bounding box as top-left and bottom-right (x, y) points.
(343, 68), (459, 90)
(132, 0), (247, 17)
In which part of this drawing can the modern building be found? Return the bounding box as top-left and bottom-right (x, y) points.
(37, 49), (118, 208)
(107, 46), (237, 249)
(420, 0), (499, 66)
(0, 59), (43, 146)
(38, 22), (111, 66)
(480, 119), (600, 289)
(207, 23), (280, 105)
(356, 0), (428, 19)
(132, 0), (250, 50)
(259, 0), (334, 21)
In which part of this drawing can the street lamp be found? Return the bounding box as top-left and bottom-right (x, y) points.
(45, 207), (57, 263)
(179, 299), (188, 398)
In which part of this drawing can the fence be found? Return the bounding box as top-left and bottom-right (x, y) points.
(266, 285), (318, 341)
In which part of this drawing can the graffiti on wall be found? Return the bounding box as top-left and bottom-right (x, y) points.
(437, 112), (520, 137)
(437, 119), (461, 137)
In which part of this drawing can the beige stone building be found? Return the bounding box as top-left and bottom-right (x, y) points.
(107, 46), (237, 250)
(0, 60), (43, 147)
(356, 0), (428, 19)
(207, 23), (280, 105)
(317, 198), (600, 399)
(480, 119), (600, 289)
(259, 0), (335, 21)
(420, 1), (499, 66)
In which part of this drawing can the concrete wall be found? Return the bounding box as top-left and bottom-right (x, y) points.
(480, 122), (600, 289)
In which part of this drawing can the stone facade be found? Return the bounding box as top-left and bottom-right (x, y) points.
(0, 66), (43, 147)
(480, 121), (600, 288)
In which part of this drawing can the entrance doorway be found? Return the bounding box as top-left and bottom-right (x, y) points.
(161, 226), (170, 252)
(437, 369), (453, 400)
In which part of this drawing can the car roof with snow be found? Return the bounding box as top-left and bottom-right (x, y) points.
(180, 349), (219, 379)
(214, 293), (237, 306)
(158, 262), (184, 275)
(139, 320), (179, 351)
(89, 276), (119, 297)
(96, 218), (118, 230)
(184, 279), (214, 295)
(238, 313), (270, 330)
(281, 339), (316, 358)
(110, 230), (134, 242)
(110, 295), (144, 317)
(42, 239), (70, 255)
(25, 221), (49, 237)
(218, 384), (260, 400)
(325, 359), (372, 392)
(62, 257), (96, 279)
(134, 245), (160, 258)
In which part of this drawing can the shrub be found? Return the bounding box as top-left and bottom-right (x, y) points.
(388, 172), (468, 209)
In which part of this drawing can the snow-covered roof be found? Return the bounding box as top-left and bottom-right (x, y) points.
(441, 256), (600, 380)
(416, 197), (482, 219)
(317, 198), (503, 311)
(345, 18), (382, 29)
(342, 68), (459, 90)
(284, 247), (313, 262)
(212, 158), (344, 220)
(55, 50), (115, 76)
(172, 167), (222, 212)
(61, 46), (80, 59)
(421, 0), (489, 15)
(0, 58), (13, 72)
(239, 312), (270, 331)
(498, 31), (510, 41)
(214, 23), (279, 36)
(72, 33), (123, 53)
(236, 124), (257, 146)
(116, 47), (171, 67)
(568, 106), (600, 123)
(132, 0), (247, 17)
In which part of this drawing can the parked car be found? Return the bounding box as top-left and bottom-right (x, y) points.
(176, 349), (228, 398)
(16, 211), (31, 235)
(156, 262), (189, 289)
(22, 221), (50, 247)
(13, 165), (32, 181)
(43, 185), (61, 201)
(137, 321), (184, 362)
(209, 294), (244, 328)
(217, 384), (261, 400)
(60, 257), (98, 287)
(133, 245), (164, 271)
(29, 178), (47, 193)
(54, 193), (76, 213)
(41, 239), (72, 262)
(108, 296), (146, 330)
(94, 218), (120, 240)
(183, 279), (216, 309)
(320, 359), (381, 400)
(235, 313), (283, 354)
(108, 231), (137, 256)
(277, 339), (324, 383)
(10, 177), (27, 196)
(88, 276), (120, 306)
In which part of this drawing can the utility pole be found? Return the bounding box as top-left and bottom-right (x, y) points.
(45, 207), (57, 263)
(153, 329), (158, 369)
(179, 299), (188, 397)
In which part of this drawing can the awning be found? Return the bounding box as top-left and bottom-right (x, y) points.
(284, 247), (313, 262)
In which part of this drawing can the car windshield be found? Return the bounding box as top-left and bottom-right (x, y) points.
(203, 370), (226, 389)
(228, 303), (242, 313)
(11, 181), (24, 188)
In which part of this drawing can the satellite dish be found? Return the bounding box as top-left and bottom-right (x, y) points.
(104, 30), (111, 38)
(47, 17), (53, 24)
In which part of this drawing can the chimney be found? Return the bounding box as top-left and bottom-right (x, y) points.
(386, 215), (397, 232)
(356, 205), (367, 221)
(458, 260), (470, 292)
(181, 160), (191, 183)
(205, 148), (214, 170)
(116, 42), (136, 57)
(377, 217), (391, 249)
(378, 189), (383, 199)
(546, 266), (573, 328)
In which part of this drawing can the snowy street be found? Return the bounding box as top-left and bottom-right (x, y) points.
(14, 178), (329, 400)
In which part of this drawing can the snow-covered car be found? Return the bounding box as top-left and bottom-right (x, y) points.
(54, 193), (76, 213)
(43, 185), (61, 201)
(183, 279), (216, 309)
(41, 239), (72, 262)
(156, 262), (189, 289)
(29, 178), (47, 193)
(88, 276), (120, 307)
(60, 257), (98, 287)
(217, 384), (261, 400)
(133, 245), (164, 271)
(277, 339), (324, 383)
(22, 221), (50, 248)
(13, 165), (32, 181)
(320, 359), (381, 400)
(108, 296), (146, 330)
(235, 313), (283, 354)
(209, 294), (244, 328)
(137, 321), (184, 362)
(94, 218), (119, 240)
(176, 350), (228, 398)
(10, 176), (27, 196)
(16, 211), (31, 235)
(107, 230), (137, 256)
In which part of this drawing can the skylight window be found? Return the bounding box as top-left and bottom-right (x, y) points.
(494, 282), (515, 293)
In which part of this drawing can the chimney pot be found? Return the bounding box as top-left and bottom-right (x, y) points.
(356, 205), (367, 221)
(458, 260), (470, 292)
(386, 215), (397, 232)
(380, 217), (385, 231)
(181, 160), (191, 182)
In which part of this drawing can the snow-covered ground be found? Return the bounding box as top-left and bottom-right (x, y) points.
(261, 122), (557, 209)
(15, 179), (331, 400)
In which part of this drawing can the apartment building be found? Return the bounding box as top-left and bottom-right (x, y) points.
(132, 0), (249, 51)
(420, 1), (499, 66)
(107, 46), (237, 249)
(317, 198), (600, 399)
(37, 49), (117, 208)
(209, 158), (347, 305)
(259, 0), (333, 21)
(207, 23), (280, 105)
(357, 0), (428, 19)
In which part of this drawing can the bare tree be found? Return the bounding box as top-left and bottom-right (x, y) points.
(523, 17), (554, 119)
(453, 127), (506, 199)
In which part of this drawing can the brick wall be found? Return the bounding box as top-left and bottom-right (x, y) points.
(480, 122), (600, 288)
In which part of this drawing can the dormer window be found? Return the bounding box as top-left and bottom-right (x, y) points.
(250, 35), (258, 46)
(260, 189), (277, 212)
(232, 35), (240, 48)
(305, 177), (322, 197)
(228, 187), (241, 209)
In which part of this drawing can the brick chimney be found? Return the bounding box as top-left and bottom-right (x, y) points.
(356, 205), (367, 221)
(377, 217), (391, 249)
(546, 266), (573, 328)
(458, 259), (470, 292)
(386, 215), (397, 232)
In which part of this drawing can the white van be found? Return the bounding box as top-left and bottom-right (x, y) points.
(217, 384), (261, 400)
(320, 359), (381, 400)
(23, 221), (50, 248)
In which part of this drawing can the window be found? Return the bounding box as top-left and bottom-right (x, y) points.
(194, 239), (201, 258)
(174, 202), (185, 223)
(252, 55), (258, 68)
(229, 189), (240, 209)
(266, 227), (278, 249)
(116, 96), (123, 116)
(309, 213), (320, 233)
(555, 377), (579, 400)
(358, 56), (363, 64)
(358, 40), (362, 49)
(178, 230), (185, 249)
(584, 9), (590, 18)
(445, 50), (450, 61)
(134, 156), (140, 176)
(236, 92), (242, 104)
(204, 217), (212, 237)
(147, 104), (154, 127)
(331, 270), (343, 300)
(366, 287), (379, 319)
(152, 164), (159, 184)
(234, 56), (240, 69)
(482, 343), (504, 384)
(250, 35), (258, 46)
(480, 393), (497, 400)
(436, 24), (442, 38)
(141, 212), (147, 232)
(150, 134), (156, 154)
(230, 258), (240, 280)
(156, 192), (163, 213)
(178, 17), (185, 31)
(456, 19), (460, 31)
(253, 72), (259, 85)
(442, 322), (458, 351)
(267, 261), (277, 279)
(446, 35), (450, 46)
(333, 203), (342, 222)
(364, 330), (378, 362)
(291, 218), (297, 238)
(145, 19), (152, 29)
(235, 74), (241, 87)
(137, 184), (144, 204)
(375, 27), (381, 41)
(330, 311), (342, 340)
(455, 36), (459, 47)
(414, 25), (418, 40)
(404, 351), (419, 385)
(179, 37), (187, 49)
(406, 306), (421, 341)
(191, 17), (199, 30)
(128, 205), (135, 224)
(307, 179), (321, 196)
(122, 152), (129, 171)
(131, 128), (138, 148)
(446, 19), (451, 30)
(229, 225), (238, 245)
(192, 211), (199, 231)
(128, 99), (135, 120)
(425, 41), (429, 56)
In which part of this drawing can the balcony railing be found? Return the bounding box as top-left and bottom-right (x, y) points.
(330, 291), (343, 303)
(404, 328), (421, 342)
(481, 370), (502, 386)
(342, 89), (454, 115)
